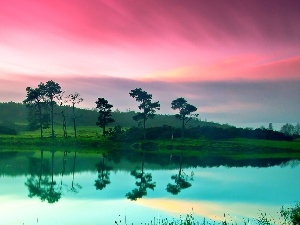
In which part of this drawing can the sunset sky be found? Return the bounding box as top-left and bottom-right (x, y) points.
(0, 0), (299, 127)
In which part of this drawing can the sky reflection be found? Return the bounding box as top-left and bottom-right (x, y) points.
(0, 163), (299, 224)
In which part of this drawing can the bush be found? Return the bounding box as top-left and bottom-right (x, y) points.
(0, 125), (18, 135)
(140, 142), (158, 151)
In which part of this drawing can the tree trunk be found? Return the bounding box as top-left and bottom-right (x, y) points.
(181, 117), (185, 139)
(143, 118), (146, 140)
(38, 105), (43, 138)
(143, 100), (146, 140)
(72, 104), (77, 138)
(103, 125), (106, 136)
(51, 101), (54, 138)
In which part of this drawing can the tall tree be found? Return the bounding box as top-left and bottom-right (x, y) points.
(129, 88), (160, 140)
(44, 80), (62, 138)
(56, 91), (68, 137)
(280, 123), (295, 136)
(171, 97), (197, 138)
(95, 98), (115, 136)
(23, 85), (49, 138)
(268, 123), (274, 131)
(66, 92), (83, 138)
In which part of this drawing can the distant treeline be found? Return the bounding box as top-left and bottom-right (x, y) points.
(0, 101), (225, 130)
(0, 101), (297, 141)
(106, 125), (293, 142)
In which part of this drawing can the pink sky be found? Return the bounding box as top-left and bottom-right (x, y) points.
(0, 0), (300, 126)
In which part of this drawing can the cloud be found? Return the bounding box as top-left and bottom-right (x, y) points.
(1, 1), (300, 126)
(141, 55), (300, 82)
(2, 0), (300, 48)
(1, 0), (300, 82)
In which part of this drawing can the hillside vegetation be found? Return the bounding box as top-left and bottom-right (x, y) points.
(0, 101), (227, 130)
(0, 102), (297, 143)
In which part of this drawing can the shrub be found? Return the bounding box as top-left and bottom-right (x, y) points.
(0, 125), (18, 135)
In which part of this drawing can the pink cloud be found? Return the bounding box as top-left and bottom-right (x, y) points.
(1, 0), (300, 125)
(141, 54), (300, 82)
(1, 0), (300, 81)
(2, 0), (300, 46)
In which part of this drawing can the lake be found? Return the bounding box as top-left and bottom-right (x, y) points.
(0, 149), (299, 225)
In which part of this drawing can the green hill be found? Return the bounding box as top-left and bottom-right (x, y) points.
(0, 101), (228, 130)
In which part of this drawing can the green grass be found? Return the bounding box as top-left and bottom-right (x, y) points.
(116, 202), (300, 225)
(0, 126), (125, 152)
(229, 138), (300, 150)
(1, 126), (300, 161)
(18, 125), (103, 138)
(152, 137), (300, 160)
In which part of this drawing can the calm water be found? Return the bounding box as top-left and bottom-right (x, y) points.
(0, 150), (299, 225)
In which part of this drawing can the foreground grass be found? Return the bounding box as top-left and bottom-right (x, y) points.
(116, 203), (300, 225)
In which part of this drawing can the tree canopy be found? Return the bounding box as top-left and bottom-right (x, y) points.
(95, 98), (115, 136)
(23, 85), (50, 137)
(129, 88), (160, 140)
(171, 97), (198, 138)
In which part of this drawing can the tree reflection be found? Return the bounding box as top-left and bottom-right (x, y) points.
(126, 153), (156, 200)
(94, 154), (112, 190)
(69, 151), (82, 193)
(60, 151), (68, 186)
(166, 155), (193, 195)
(25, 150), (62, 203)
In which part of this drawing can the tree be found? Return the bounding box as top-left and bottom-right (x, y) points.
(171, 97), (198, 138)
(23, 85), (50, 138)
(66, 92), (83, 138)
(294, 123), (300, 136)
(95, 98), (115, 136)
(268, 123), (273, 131)
(43, 80), (62, 138)
(129, 88), (160, 140)
(56, 91), (68, 137)
(280, 123), (295, 136)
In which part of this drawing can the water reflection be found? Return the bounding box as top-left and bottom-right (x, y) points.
(2, 149), (298, 205)
(0, 149), (299, 224)
(25, 150), (61, 203)
(69, 151), (82, 193)
(166, 155), (193, 195)
(94, 153), (112, 190)
(126, 153), (156, 200)
(60, 151), (67, 186)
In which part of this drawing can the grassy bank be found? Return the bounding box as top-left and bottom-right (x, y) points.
(153, 137), (300, 160)
(0, 126), (299, 161)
